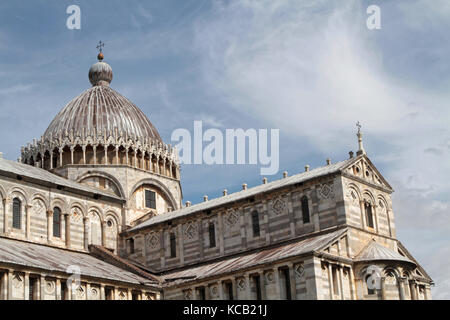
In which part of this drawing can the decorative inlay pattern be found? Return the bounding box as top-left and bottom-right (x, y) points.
(295, 264), (305, 279)
(146, 232), (159, 249)
(184, 222), (197, 240)
(266, 271), (274, 283)
(184, 289), (192, 300)
(318, 183), (335, 199)
(45, 280), (55, 294)
(225, 210), (239, 228)
(237, 278), (246, 291)
(272, 197), (286, 215)
(32, 199), (45, 215)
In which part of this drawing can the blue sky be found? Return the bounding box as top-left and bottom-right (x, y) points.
(0, 0), (449, 298)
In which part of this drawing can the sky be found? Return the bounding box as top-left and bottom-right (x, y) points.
(0, 0), (449, 298)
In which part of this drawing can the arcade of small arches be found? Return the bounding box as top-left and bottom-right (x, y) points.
(357, 264), (428, 300)
(347, 183), (392, 236)
(0, 186), (121, 252)
(20, 134), (180, 180)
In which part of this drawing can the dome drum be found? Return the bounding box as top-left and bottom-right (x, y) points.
(21, 129), (180, 180)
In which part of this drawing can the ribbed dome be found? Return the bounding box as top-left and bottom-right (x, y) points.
(44, 85), (162, 142)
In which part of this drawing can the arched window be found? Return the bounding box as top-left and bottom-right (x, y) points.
(208, 222), (216, 248)
(53, 207), (61, 238)
(170, 233), (176, 258)
(12, 198), (21, 229)
(251, 211), (260, 237)
(301, 196), (310, 224)
(364, 202), (374, 228)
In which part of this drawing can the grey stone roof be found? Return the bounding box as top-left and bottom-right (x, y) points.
(44, 84), (162, 143)
(0, 158), (122, 201)
(162, 228), (346, 285)
(0, 236), (155, 285)
(129, 157), (355, 232)
(355, 240), (415, 265)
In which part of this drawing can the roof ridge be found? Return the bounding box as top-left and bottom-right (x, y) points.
(128, 157), (354, 232)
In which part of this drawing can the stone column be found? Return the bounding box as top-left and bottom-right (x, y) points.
(348, 268), (356, 300)
(245, 273), (251, 299)
(231, 278), (237, 300)
(82, 146), (86, 164)
(59, 148), (63, 167)
(86, 283), (90, 300)
(66, 281), (72, 300)
(26, 204), (32, 240)
(115, 146), (120, 165)
(1, 272), (7, 300)
(205, 285), (210, 300)
(258, 271), (266, 300)
(338, 265), (345, 300)
(141, 153), (145, 170)
(50, 152), (54, 169)
(93, 146), (97, 165)
(101, 221), (107, 247)
(24, 272), (30, 300)
(99, 285), (105, 300)
(327, 263), (334, 300)
(104, 147), (108, 165)
(274, 268), (281, 300)
(7, 270), (13, 300)
(70, 146), (74, 165)
(56, 278), (61, 300)
(83, 217), (90, 250)
(359, 201), (367, 229)
(380, 277), (386, 300)
(65, 213), (71, 248)
(288, 263), (297, 300)
(3, 198), (11, 234)
(218, 281), (224, 300)
(134, 150), (138, 168)
(218, 212), (224, 255)
(372, 204), (379, 233)
(46, 209), (53, 243)
(125, 149), (129, 166)
(71, 281), (76, 300)
(409, 280), (417, 300)
(399, 277), (406, 300)
(40, 275), (45, 300)
(127, 288), (132, 300)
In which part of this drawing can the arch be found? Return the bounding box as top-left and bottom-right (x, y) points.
(129, 178), (179, 210)
(88, 206), (104, 222)
(50, 197), (67, 213)
(69, 201), (88, 217)
(88, 208), (103, 246)
(104, 210), (121, 228)
(0, 183), (7, 200)
(362, 190), (375, 205)
(30, 193), (49, 210)
(76, 171), (125, 198)
(8, 187), (29, 206)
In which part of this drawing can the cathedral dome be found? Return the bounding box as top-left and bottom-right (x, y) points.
(43, 85), (162, 142)
(43, 59), (161, 142)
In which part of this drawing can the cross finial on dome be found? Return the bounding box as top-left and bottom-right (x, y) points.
(96, 41), (105, 61)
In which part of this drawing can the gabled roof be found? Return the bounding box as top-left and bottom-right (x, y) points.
(355, 240), (415, 266)
(0, 236), (155, 286)
(128, 158), (356, 233)
(0, 158), (123, 202)
(162, 228), (347, 285)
